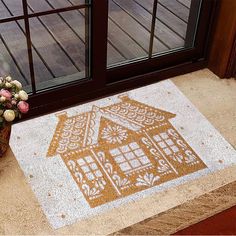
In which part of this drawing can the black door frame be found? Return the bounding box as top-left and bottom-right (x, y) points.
(28, 0), (108, 113)
(25, 0), (218, 120)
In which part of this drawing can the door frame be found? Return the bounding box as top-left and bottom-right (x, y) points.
(25, 0), (219, 120)
(28, 0), (108, 113)
(208, 0), (236, 78)
(107, 0), (216, 83)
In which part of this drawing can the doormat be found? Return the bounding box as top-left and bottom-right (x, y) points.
(10, 80), (236, 230)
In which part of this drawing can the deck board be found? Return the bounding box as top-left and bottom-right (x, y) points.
(0, 37), (26, 84)
(0, 0), (191, 87)
(134, 0), (187, 38)
(48, 0), (126, 65)
(27, 0), (85, 72)
(177, 0), (191, 9)
(159, 0), (190, 22)
(108, 18), (147, 60)
(0, 0), (23, 19)
(114, 0), (185, 49)
(0, 0), (53, 84)
(1, 0), (77, 81)
(109, 0), (169, 54)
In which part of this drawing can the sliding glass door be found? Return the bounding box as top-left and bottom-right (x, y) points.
(0, 0), (92, 93)
(0, 0), (217, 118)
(107, 0), (202, 68)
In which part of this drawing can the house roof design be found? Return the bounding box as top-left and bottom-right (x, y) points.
(47, 95), (176, 157)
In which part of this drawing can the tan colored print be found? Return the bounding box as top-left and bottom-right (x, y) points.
(47, 95), (206, 208)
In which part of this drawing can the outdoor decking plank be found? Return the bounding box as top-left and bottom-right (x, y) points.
(107, 43), (125, 66)
(47, 0), (126, 65)
(177, 0), (191, 9)
(108, 18), (147, 61)
(109, 0), (169, 54)
(135, 0), (187, 38)
(27, 0), (85, 74)
(68, 0), (147, 64)
(0, 0), (23, 19)
(159, 0), (190, 22)
(113, 0), (184, 49)
(1, 0), (79, 81)
(0, 1), (53, 84)
(0, 38), (26, 85)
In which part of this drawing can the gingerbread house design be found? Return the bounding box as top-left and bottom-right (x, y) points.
(47, 95), (206, 207)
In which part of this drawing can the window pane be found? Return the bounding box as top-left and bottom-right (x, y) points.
(28, 9), (89, 90)
(107, 0), (202, 67)
(0, 20), (32, 93)
(107, 0), (151, 67)
(152, 0), (200, 52)
(26, 0), (86, 13)
(0, 0), (23, 20)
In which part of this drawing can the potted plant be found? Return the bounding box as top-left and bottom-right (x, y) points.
(0, 75), (29, 157)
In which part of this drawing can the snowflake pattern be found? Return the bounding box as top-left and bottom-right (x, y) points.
(101, 125), (128, 144)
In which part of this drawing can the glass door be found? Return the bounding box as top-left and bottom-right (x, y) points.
(106, 0), (212, 83)
(107, 0), (202, 68)
(0, 0), (95, 93)
(0, 0), (109, 116)
(26, 0), (90, 91)
(0, 0), (217, 118)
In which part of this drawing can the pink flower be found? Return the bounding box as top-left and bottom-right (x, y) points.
(17, 101), (29, 114)
(0, 89), (12, 99)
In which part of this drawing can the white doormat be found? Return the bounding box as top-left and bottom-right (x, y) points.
(10, 80), (236, 230)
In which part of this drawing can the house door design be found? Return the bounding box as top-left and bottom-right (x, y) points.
(47, 95), (206, 207)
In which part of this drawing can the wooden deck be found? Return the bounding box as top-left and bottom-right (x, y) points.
(0, 0), (191, 87)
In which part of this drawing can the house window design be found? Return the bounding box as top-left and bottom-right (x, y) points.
(153, 132), (179, 155)
(77, 156), (103, 181)
(109, 142), (152, 174)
